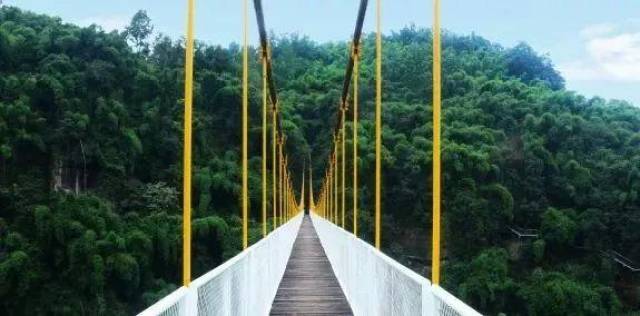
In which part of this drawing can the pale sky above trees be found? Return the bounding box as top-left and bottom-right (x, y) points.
(4, 0), (640, 105)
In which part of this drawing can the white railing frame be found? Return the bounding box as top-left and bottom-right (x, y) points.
(310, 212), (482, 316)
(137, 212), (304, 316)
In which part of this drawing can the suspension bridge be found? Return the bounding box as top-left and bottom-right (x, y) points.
(139, 0), (481, 314)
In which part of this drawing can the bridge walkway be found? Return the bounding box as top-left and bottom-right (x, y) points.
(270, 215), (353, 315)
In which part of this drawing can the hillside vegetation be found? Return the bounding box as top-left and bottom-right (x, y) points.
(1, 7), (639, 315)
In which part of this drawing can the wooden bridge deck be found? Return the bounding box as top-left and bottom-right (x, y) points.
(270, 215), (353, 315)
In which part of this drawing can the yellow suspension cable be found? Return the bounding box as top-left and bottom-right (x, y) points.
(352, 44), (360, 237)
(327, 169), (330, 220)
(322, 181), (325, 217)
(309, 162), (315, 209)
(282, 147), (285, 225)
(322, 178), (328, 219)
(284, 169), (288, 222)
(261, 47), (268, 238)
(241, 0), (249, 250)
(287, 167), (290, 219)
(323, 187), (326, 217)
(182, 0), (195, 287)
(279, 147), (284, 226)
(284, 180), (287, 221)
(288, 176), (290, 212)
(341, 107), (346, 229)
(375, 0), (383, 249)
(272, 109), (277, 229)
(300, 164), (305, 209)
(278, 139), (282, 227)
(323, 179), (327, 218)
(432, 0), (442, 285)
(289, 173), (292, 217)
(328, 167), (331, 221)
(285, 160), (287, 221)
(329, 153), (333, 222)
(325, 169), (333, 221)
(283, 169), (286, 222)
(328, 168), (331, 220)
(334, 142), (338, 224)
(287, 169), (290, 221)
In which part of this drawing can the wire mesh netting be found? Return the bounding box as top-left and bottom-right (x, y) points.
(140, 213), (480, 316)
(310, 213), (482, 316)
(435, 297), (463, 316)
(158, 297), (184, 316)
(137, 214), (303, 316)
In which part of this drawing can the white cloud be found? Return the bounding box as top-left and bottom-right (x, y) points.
(579, 23), (616, 39)
(559, 22), (640, 82)
(76, 15), (129, 32)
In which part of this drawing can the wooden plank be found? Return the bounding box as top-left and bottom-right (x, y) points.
(270, 216), (353, 315)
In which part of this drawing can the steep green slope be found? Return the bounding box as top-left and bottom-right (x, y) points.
(0, 7), (638, 315)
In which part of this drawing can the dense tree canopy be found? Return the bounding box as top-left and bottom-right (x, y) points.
(0, 7), (638, 315)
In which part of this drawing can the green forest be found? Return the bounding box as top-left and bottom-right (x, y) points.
(1, 6), (639, 315)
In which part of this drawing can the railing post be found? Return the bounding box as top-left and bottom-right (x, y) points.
(422, 281), (434, 316)
(185, 286), (198, 316)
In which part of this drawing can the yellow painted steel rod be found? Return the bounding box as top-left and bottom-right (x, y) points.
(284, 168), (287, 222)
(300, 165), (305, 209)
(182, 0), (195, 287)
(261, 48), (268, 238)
(327, 168), (331, 220)
(329, 155), (332, 222)
(324, 179), (328, 218)
(352, 45), (359, 236)
(272, 108), (277, 229)
(334, 143), (338, 224)
(284, 169), (288, 221)
(375, 0), (382, 249)
(309, 163), (315, 209)
(431, 0), (442, 286)
(279, 146), (284, 226)
(341, 108), (346, 229)
(325, 179), (329, 218)
(241, 0), (249, 250)
(323, 180), (326, 217)
(328, 168), (331, 221)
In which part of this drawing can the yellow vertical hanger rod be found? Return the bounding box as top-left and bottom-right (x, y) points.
(352, 44), (359, 236)
(341, 107), (346, 229)
(241, 0), (249, 249)
(328, 166), (331, 221)
(334, 143), (338, 224)
(375, 0), (382, 249)
(182, 0), (195, 287)
(278, 145), (282, 226)
(431, 0), (442, 285)
(300, 164), (305, 210)
(272, 108), (277, 229)
(283, 172), (286, 222)
(261, 47), (268, 238)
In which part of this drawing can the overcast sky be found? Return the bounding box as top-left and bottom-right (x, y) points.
(4, 0), (640, 105)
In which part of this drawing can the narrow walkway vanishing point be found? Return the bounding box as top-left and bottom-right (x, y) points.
(270, 216), (353, 315)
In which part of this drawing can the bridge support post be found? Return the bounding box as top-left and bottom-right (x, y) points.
(184, 286), (198, 316)
(422, 281), (434, 316)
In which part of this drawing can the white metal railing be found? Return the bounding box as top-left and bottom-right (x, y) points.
(138, 213), (303, 316)
(311, 212), (482, 316)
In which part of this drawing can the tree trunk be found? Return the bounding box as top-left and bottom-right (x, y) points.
(79, 140), (87, 190)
